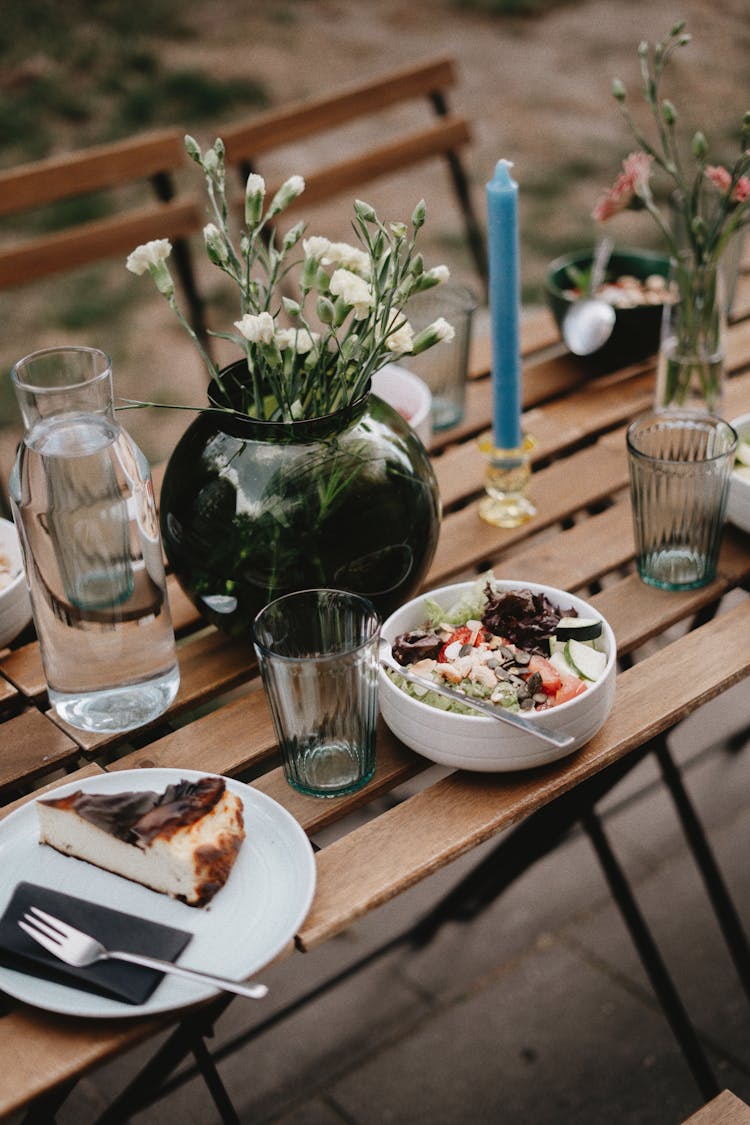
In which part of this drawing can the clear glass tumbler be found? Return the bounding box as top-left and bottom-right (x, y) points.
(402, 283), (477, 431)
(253, 589), (381, 798)
(626, 411), (737, 591)
(9, 346), (180, 732)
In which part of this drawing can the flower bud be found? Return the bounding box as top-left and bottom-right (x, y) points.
(612, 78), (626, 101)
(282, 220), (306, 251)
(661, 100), (676, 126)
(203, 223), (228, 266)
(670, 19), (687, 36)
(340, 334), (361, 362)
(411, 317), (455, 354)
(301, 255), (319, 291)
(390, 222), (407, 239)
(316, 296), (335, 325)
(184, 134), (201, 163)
(692, 131), (708, 159)
(268, 175), (305, 217)
(411, 199), (426, 230)
(690, 215), (707, 245)
(282, 296), (302, 322)
(354, 199), (377, 223)
(244, 173), (265, 226)
(203, 148), (220, 175)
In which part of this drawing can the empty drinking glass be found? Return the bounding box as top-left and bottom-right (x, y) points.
(253, 589), (380, 797)
(627, 411), (737, 590)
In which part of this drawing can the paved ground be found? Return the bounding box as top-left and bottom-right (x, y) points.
(37, 660), (750, 1125)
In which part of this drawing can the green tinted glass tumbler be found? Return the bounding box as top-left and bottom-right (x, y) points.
(627, 411), (737, 591)
(253, 589), (381, 798)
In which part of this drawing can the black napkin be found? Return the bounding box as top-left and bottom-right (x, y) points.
(0, 882), (193, 1005)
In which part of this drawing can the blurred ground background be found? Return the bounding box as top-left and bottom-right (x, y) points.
(1, 0), (749, 479)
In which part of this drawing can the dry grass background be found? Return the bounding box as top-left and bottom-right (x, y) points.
(1, 0), (748, 486)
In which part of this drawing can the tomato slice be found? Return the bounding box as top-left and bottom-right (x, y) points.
(554, 674), (588, 706)
(527, 654), (562, 695)
(437, 625), (486, 662)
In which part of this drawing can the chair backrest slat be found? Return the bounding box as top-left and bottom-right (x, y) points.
(0, 130), (187, 217)
(220, 56), (487, 286)
(0, 128), (208, 342)
(221, 57), (458, 159)
(0, 199), (203, 288)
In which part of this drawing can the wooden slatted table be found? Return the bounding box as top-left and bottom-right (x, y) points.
(2, 274), (750, 1119)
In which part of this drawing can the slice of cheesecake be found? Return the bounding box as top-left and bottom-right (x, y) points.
(37, 776), (245, 907)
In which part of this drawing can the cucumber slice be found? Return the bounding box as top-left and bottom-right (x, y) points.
(549, 649), (574, 676)
(555, 617), (603, 641)
(736, 439), (750, 467)
(564, 639), (607, 681)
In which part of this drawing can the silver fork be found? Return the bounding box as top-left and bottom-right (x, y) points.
(19, 906), (268, 1000)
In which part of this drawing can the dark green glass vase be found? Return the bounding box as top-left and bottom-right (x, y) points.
(160, 367), (441, 637)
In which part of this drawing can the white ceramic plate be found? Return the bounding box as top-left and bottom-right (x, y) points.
(0, 768), (316, 1018)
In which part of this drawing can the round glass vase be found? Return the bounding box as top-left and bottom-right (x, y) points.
(655, 252), (726, 414)
(159, 364), (442, 637)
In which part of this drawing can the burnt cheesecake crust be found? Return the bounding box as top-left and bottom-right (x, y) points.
(37, 777), (245, 907)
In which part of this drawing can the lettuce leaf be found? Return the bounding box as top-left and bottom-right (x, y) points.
(422, 572), (493, 628)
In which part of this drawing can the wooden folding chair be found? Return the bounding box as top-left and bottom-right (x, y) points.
(219, 56), (487, 287)
(0, 129), (208, 345)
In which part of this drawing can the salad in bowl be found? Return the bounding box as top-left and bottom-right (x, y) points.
(379, 575), (616, 772)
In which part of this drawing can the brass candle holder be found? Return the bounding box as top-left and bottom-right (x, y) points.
(478, 432), (537, 528)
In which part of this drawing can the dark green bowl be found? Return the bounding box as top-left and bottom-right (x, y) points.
(545, 247), (670, 368)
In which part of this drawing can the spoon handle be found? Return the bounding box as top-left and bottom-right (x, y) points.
(380, 653), (574, 748)
(589, 234), (614, 293)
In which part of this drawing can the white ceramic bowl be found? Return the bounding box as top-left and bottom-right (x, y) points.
(372, 363), (432, 446)
(726, 412), (750, 534)
(0, 518), (31, 648)
(379, 579), (617, 772)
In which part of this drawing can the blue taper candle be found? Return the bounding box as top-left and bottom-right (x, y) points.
(486, 159), (522, 449)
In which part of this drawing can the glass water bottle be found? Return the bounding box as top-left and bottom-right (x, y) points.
(9, 346), (180, 733)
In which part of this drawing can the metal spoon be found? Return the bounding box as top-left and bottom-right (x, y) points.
(379, 638), (574, 749)
(562, 235), (616, 356)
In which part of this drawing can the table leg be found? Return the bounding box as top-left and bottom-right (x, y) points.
(582, 808), (720, 1101)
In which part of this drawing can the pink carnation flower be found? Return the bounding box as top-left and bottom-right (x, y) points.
(592, 152), (653, 222)
(706, 165), (750, 203)
(733, 176), (750, 203)
(705, 165), (733, 193)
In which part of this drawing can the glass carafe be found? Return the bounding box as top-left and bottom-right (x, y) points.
(9, 346), (179, 733)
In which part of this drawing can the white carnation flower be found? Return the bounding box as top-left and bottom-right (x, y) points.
(234, 311), (275, 344)
(385, 319), (415, 355)
(125, 239), (172, 276)
(276, 327), (320, 354)
(324, 241), (371, 276)
(302, 236), (331, 260)
(431, 316), (455, 342)
(426, 264), (450, 284)
(329, 268), (374, 319)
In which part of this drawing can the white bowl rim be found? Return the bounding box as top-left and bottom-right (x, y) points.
(380, 577), (617, 725)
(372, 364), (431, 418)
(0, 518), (27, 599)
